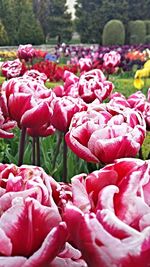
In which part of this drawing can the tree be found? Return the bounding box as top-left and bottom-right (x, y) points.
(75, 0), (102, 43)
(99, 0), (129, 25)
(0, 20), (9, 45)
(0, 0), (43, 45)
(75, 0), (129, 43)
(142, 0), (150, 20)
(32, 0), (52, 38)
(18, 1), (44, 44)
(127, 0), (150, 20)
(33, 0), (73, 42)
(0, 0), (19, 45)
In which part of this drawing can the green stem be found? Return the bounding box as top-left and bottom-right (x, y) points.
(36, 137), (40, 166)
(18, 127), (26, 166)
(139, 147), (143, 160)
(62, 134), (67, 183)
(52, 131), (63, 170)
(32, 137), (36, 165)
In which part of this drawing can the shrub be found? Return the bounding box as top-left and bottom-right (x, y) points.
(144, 20), (150, 35)
(145, 35), (150, 44)
(102, 20), (125, 46)
(0, 20), (9, 45)
(128, 20), (146, 44)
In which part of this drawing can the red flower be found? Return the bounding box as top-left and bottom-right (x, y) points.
(65, 106), (146, 164)
(78, 69), (114, 103)
(17, 44), (37, 61)
(103, 51), (121, 74)
(2, 77), (55, 134)
(1, 59), (23, 79)
(64, 158), (150, 267)
(0, 93), (16, 138)
(51, 96), (87, 133)
(0, 163), (87, 266)
(0, 112), (16, 138)
(23, 70), (47, 83)
(78, 57), (93, 72)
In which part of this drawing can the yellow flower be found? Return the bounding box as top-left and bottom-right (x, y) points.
(134, 68), (149, 79)
(144, 60), (150, 69)
(134, 60), (150, 89)
(134, 78), (144, 89)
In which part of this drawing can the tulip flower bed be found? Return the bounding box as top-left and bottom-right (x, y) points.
(1, 44), (150, 266)
(55, 43), (150, 72)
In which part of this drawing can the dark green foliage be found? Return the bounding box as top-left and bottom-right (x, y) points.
(127, 0), (150, 20)
(0, 0), (44, 45)
(127, 1), (144, 20)
(18, 2), (44, 45)
(144, 20), (150, 35)
(48, 0), (73, 42)
(33, 0), (73, 42)
(99, 0), (129, 24)
(75, 0), (103, 43)
(33, 0), (50, 37)
(102, 20), (125, 45)
(74, 0), (150, 44)
(0, 20), (9, 45)
(75, 0), (128, 43)
(0, 0), (72, 45)
(145, 35), (150, 44)
(128, 20), (146, 44)
(0, 0), (19, 45)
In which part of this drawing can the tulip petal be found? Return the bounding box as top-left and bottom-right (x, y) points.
(0, 188), (41, 211)
(0, 228), (12, 256)
(0, 197), (61, 257)
(65, 131), (99, 163)
(97, 209), (140, 239)
(88, 126), (140, 163)
(71, 175), (91, 212)
(21, 102), (51, 128)
(24, 222), (68, 267)
(0, 128), (14, 138)
(49, 257), (87, 267)
(0, 256), (26, 267)
(8, 93), (33, 123)
(64, 205), (115, 267)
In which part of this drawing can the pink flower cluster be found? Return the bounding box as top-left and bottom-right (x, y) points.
(0, 158), (150, 266)
(71, 50), (121, 75)
(54, 69), (114, 103)
(1, 46), (150, 266)
(102, 50), (121, 74)
(17, 44), (37, 61)
(65, 104), (146, 163)
(110, 90), (150, 130)
(2, 70), (55, 137)
(1, 59), (26, 79)
(0, 163), (86, 266)
(1, 63), (147, 163)
(1, 67), (115, 138)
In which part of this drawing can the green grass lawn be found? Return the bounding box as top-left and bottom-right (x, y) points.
(110, 76), (150, 97)
(0, 76), (5, 84)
